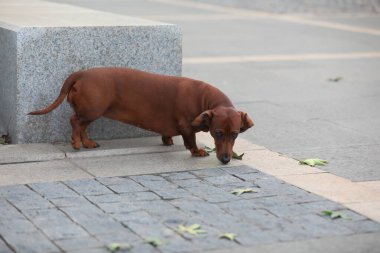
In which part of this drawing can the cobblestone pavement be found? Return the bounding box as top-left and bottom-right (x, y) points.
(1, 165), (379, 253)
(193, 0), (380, 14)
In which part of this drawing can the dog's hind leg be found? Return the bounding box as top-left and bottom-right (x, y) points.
(70, 114), (82, 150)
(79, 121), (99, 148)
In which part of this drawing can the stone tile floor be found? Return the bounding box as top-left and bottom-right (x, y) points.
(1, 166), (379, 253)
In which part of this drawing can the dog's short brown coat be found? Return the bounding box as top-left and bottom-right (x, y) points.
(29, 67), (254, 164)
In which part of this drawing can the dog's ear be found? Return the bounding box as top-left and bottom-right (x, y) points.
(192, 110), (213, 132)
(239, 111), (254, 133)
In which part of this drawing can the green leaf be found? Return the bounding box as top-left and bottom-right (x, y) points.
(219, 233), (237, 241)
(230, 188), (256, 196)
(232, 151), (244, 160)
(144, 238), (164, 247)
(204, 146), (216, 154)
(106, 243), (132, 252)
(321, 210), (348, 219)
(299, 158), (328, 167)
(177, 224), (207, 235)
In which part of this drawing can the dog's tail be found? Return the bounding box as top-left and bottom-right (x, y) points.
(28, 71), (83, 115)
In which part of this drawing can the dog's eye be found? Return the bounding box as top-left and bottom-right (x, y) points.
(215, 131), (224, 139)
(231, 132), (238, 140)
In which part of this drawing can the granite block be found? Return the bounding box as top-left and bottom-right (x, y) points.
(0, 1), (181, 143)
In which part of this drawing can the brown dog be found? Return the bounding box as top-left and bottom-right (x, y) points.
(29, 67), (254, 164)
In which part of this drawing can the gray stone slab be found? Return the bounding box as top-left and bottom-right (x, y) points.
(1, 231), (60, 253)
(96, 177), (147, 193)
(0, 143), (64, 164)
(0, 159), (92, 186)
(64, 178), (113, 196)
(0, 184), (54, 210)
(29, 181), (79, 199)
(54, 236), (103, 252)
(0, 0), (181, 144)
(0, 238), (12, 253)
(22, 208), (89, 240)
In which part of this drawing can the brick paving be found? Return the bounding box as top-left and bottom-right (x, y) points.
(1, 165), (379, 253)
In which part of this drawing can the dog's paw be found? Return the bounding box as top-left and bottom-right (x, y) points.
(162, 136), (174, 146)
(83, 140), (100, 149)
(192, 148), (209, 157)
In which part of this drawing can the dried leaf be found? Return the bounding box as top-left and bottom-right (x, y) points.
(177, 224), (207, 235)
(106, 243), (132, 252)
(321, 210), (348, 219)
(232, 151), (244, 160)
(219, 233), (237, 241)
(230, 188), (256, 196)
(299, 158), (328, 167)
(144, 238), (164, 247)
(0, 134), (10, 145)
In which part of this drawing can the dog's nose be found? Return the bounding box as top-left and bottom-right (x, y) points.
(220, 154), (230, 164)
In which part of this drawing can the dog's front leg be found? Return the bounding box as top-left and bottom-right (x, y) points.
(181, 131), (208, 157)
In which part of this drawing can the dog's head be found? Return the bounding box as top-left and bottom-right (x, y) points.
(192, 107), (254, 164)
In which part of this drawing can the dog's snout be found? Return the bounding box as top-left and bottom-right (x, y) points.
(220, 154), (230, 164)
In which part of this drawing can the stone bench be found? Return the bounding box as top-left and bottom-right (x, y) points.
(0, 0), (181, 144)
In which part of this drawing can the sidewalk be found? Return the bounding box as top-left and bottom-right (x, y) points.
(1, 134), (380, 253)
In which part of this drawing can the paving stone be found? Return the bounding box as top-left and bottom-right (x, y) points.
(265, 202), (312, 217)
(133, 200), (180, 216)
(153, 188), (190, 200)
(202, 174), (244, 185)
(133, 179), (179, 191)
(50, 196), (94, 208)
(1, 231), (59, 253)
(232, 172), (266, 182)
(1, 185), (54, 210)
(161, 172), (197, 180)
(0, 198), (24, 219)
(234, 226), (281, 246)
(128, 242), (161, 253)
(216, 181), (258, 192)
(157, 235), (199, 253)
(337, 219), (380, 233)
(97, 202), (140, 214)
(96, 177), (147, 193)
(54, 236), (103, 251)
(0, 218), (38, 234)
(190, 168), (227, 178)
(112, 210), (157, 224)
(123, 219), (175, 238)
(291, 214), (354, 237)
(183, 183), (239, 203)
(121, 191), (161, 202)
(0, 238), (12, 253)
(67, 248), (108, 253)
(171, 178), (204, 188)
(191, 235), (238, 251)
(29, 181), (79, 199)
(22, 208), (89, 240)
(95, 231), (140, 245)
(221, 165), (260, 175)
(64, 179), (113, 196)
(300, 200), (347, 214)
(130, 175), (166, 182)
(288, 191), (328, 204)
(86, 194), (123, 204)
(61, 206), (127, 235)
